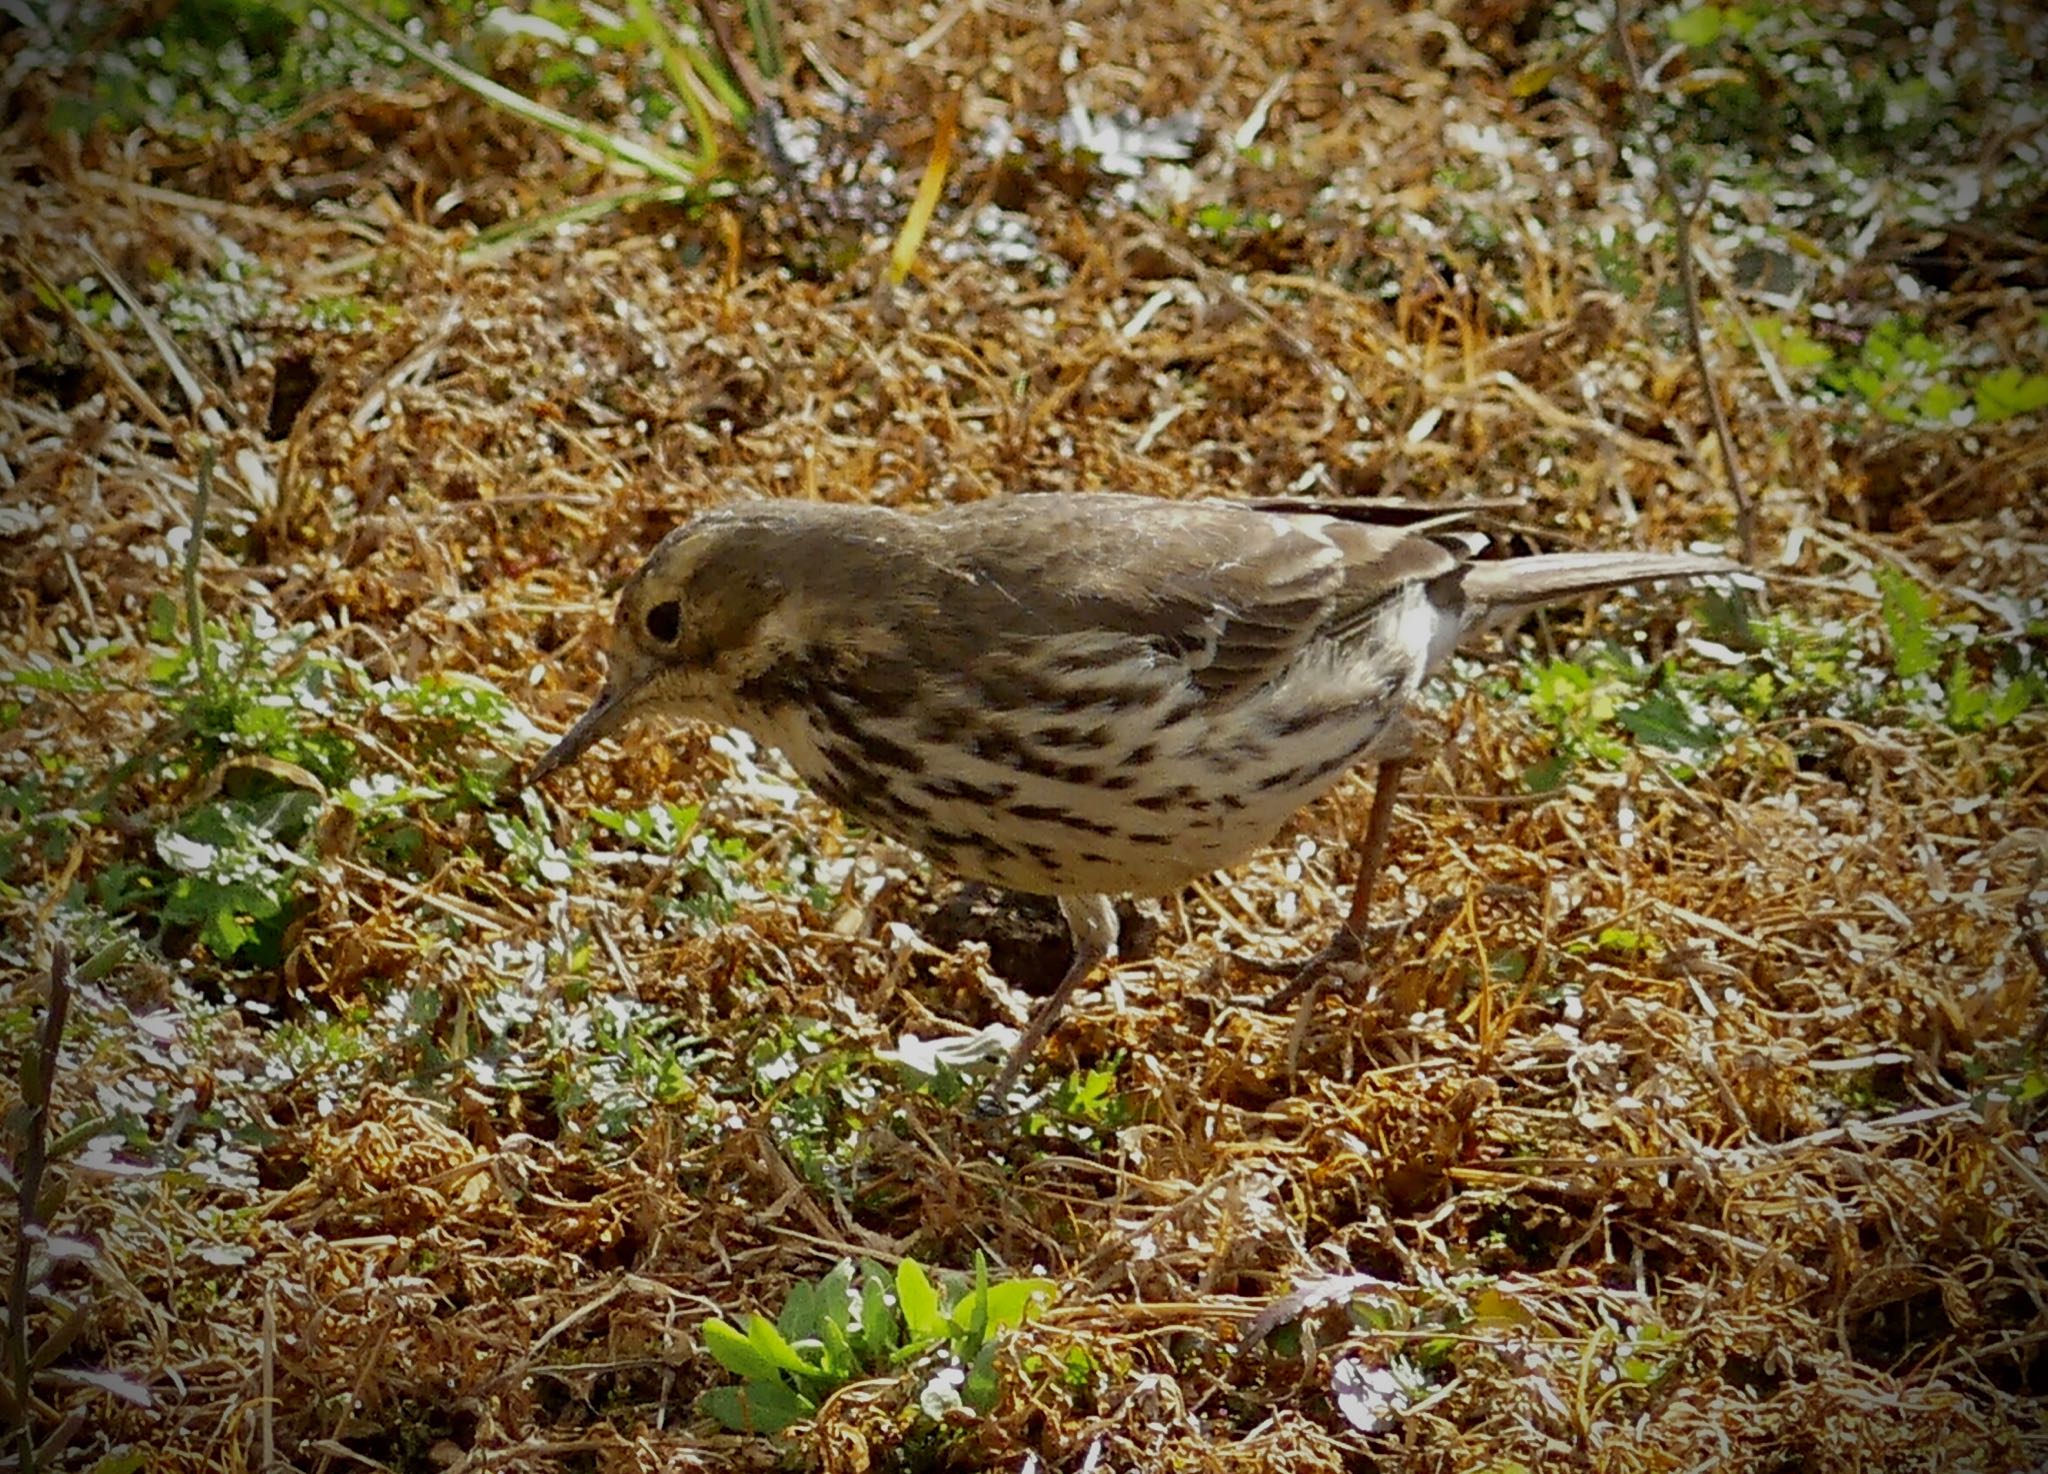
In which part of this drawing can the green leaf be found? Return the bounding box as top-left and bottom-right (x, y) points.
(964, 1337), (1002, 1410)
(1916, 379), (1968, 423)
(1945, 659), (1991, 730)
(776, 1278), (817, 1343)
(957, 1252), (993, 1348)
(896, 1258), (946, 1342)
(30, 1302), (93, 1370)
(697, 1379), (814, 1434)
(45, 1114), (118, 1161)
(1875, 565), (1938, 679)
(147, 593), (181, 643)
(815, 1260), (855, 1337)
(817, 1311), (857, 1381)
(1988, 675), (2041, 726)
(1751, 314), (1833, 372)
(860, 1261), (898, 1363)
(955, 1276), (1055, 1337)
(1616, 691), (1721, 766)
(819, 1260), (854, 1309)
(1973, 367), (2048, 423)
(651, 1049), (691, 1105)
(1669, 6), (1725, 46)
(702, 1318), (784, 1382)
(85, 1452), (149, 1474)
(745, 1312), (822, 1380)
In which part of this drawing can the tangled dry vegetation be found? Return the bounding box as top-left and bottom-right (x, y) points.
(3, 1), (2045, 1470)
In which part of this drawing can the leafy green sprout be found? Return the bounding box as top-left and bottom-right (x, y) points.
(1515, 572), (2041, 789)
(699, 1254), (1057, 1434)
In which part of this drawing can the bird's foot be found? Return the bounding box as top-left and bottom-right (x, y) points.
(1227, 923), (1386, 1010)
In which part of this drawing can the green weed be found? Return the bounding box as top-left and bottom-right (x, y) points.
(698, 1254), (1057, 1434)
(1516, 572), (2042, 788)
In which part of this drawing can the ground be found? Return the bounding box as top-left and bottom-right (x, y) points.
(2, 1), (2046, 1471)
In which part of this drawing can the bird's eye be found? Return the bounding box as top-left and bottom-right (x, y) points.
(644, 599), (681, 644)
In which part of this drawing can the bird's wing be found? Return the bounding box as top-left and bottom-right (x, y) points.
(931, 494), (1472, 701)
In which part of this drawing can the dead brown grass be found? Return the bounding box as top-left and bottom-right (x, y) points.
(3, 1), (2045, 1471)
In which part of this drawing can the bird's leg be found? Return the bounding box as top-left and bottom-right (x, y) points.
(1337, 754), (1408, 939)
(1238, 754), (1410, 1009)
(978, 892), (1118, 1110)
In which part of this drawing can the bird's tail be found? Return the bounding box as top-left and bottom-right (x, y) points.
(1460, 551), (1738, 619)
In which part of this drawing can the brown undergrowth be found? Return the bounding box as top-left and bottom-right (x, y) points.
(2, 2), (2044, 1471)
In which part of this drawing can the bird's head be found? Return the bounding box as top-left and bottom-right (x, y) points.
(526, 509), (797, 782)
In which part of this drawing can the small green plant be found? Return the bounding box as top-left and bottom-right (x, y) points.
(140, 791), (319, 965)
(1875, 564), (1939, 680)
(1655, 1), (2006, 178)
(325, 0), (780, 252)
(84, 610), (540, 960)
(1972, 366), (2048, 423)
(535, 996), (707, 1140)
(35, 0), (379, 139)
(3, 575), (557, 968)
(1565, 925), (1659, 959)
(1822, 316), (1960, 424)
(1519, 648), (1723, 790)
(1515, 571), (2041, 789)
(1738, 311), (2048, 428)
(1745, 314), (1835, 373)
(1871, 566), (2045, 732)
(1820, 316), (2048, 427)
(1019, 1060), (1132, 1142)
(698, 1254), (1057, 1435)
(1190, 203), (1283, 238)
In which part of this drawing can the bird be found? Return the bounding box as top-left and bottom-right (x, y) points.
(527, 492), (1735, 1104)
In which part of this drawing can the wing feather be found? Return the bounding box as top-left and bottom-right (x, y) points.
(919, 494), (1476, 701)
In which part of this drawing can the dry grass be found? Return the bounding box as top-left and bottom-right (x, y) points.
(3, 2), (2045, 1471)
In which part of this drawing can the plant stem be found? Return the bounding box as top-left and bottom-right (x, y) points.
(186, 443), (213, 695)
(1611, 0), (1758, 564)
(628, 0), (725, 175)
(325, 0), (707, 186)
(8, 944), (73, 1474)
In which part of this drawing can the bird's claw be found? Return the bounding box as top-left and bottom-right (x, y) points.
(1226, 922), (1394, 1010)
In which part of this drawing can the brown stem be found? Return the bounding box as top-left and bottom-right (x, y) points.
(1610, 2), (1758, 564)
(9, 944), (73, 1473)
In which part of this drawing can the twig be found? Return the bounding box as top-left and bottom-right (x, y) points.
(1130, 228), (1368, 416)
(187, 443), (214, 694)
(75, 238), (226, 429)
(11, 250), (177, 435)
(887, 91), (959, 286)
(1610, 1), (1758, 564)
(2019, 854), (2048, 1055)
(7, 945), (74, 1474)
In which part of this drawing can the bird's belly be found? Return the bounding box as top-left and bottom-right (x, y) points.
(741, 683), (1403, 899)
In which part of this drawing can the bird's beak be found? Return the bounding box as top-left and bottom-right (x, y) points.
(527, 683), (632, 785)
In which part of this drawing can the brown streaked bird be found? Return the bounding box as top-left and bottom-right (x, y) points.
(529, 493), (1735, 1104)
